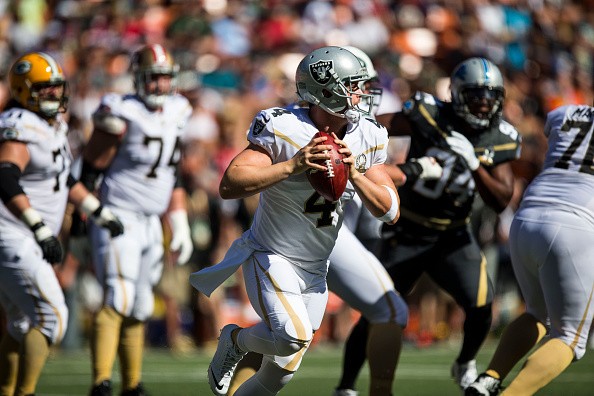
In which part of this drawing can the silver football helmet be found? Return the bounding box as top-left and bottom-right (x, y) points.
(296, 46), (372, 123)
(343, 45), (382, 116)
(450, 57), (505, 129)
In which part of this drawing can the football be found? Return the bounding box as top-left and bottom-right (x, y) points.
(306, 130), (349, 202)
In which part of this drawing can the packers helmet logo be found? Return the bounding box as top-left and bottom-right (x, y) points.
(355, 153), (367, 173)
(14, 60), (32, 75)
(309, 60), (333, 85)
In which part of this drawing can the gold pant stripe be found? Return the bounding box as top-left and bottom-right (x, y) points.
(571, 281), (594, 350)
(476, 253), (488, 307)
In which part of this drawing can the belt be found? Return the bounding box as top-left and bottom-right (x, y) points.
(400, 207), (469, 231)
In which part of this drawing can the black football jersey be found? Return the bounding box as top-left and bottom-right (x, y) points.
(388, 91), (520, 234)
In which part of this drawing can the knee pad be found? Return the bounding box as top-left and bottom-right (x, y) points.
(272, 334), (307, 357)
(130, 285), (155, 321)
(104, 277), (136, 317)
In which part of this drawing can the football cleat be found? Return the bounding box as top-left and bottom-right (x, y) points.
(120, 383), (148, 396)
(332, 388), (359, 396)
(465, 373), (502, 396)
(451, 359), (478, 390)
(208, 324), (247, 395)
(89, 380), (112, 396)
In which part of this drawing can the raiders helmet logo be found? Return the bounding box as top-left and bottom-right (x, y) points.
(309, 60), (333, 85)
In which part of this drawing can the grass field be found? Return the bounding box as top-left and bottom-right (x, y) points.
(38, 339), (594, 396)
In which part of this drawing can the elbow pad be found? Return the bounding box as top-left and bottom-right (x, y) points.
(0, 162), (24, 203)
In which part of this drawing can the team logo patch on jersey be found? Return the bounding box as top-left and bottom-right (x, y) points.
(0, 128), (19, 140)
(355, 153), (367, 173)
(309, 60), (333, 85)
(252, 115), (268, 136)
(403, 99), (414, 114)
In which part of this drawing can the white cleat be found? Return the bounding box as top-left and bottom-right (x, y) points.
(332, 389), (359, 396)
(451, 359), (478, 390)
(207, 324), (247, 395)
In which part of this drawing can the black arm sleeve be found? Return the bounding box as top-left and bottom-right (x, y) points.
(0, 162), (25, 203)
(398, 160), (423, 184)
(79, 160), (105, 192)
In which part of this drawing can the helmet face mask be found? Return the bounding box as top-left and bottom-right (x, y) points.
(343, 45), (383, 116)
(450, 57), (505, 129)
(131, 44), (179, 109)
(296, 46), (372, 123)
(9, 52), (68, 118)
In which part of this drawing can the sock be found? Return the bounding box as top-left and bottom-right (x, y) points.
(118, 318), (145, 390)
(337, 317), (369, 390)
(503, 339), (574, 396)
(457, 305), (492, 363)
(228, 352), (263, 396)
(487, 313), (546, 380)
(234, 358), (294, 396)
(367, 322), (402, 396)
(92, 306), (123, 384)
(15, 328), (49, 396)
(0, 334), (20, 396)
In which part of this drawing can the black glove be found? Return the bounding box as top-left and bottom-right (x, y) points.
(31, 222), (63, 265)
(92, 206), (124, 237)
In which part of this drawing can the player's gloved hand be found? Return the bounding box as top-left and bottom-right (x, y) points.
(411, 156), (443, 180)
(91, 206), (124, 237)
(31, 222), (63, 265)
(79, 194), (124, 238)
(446, 131), (480, 171)
(21, 207), (63, 265)
(168, 209), (193, 265)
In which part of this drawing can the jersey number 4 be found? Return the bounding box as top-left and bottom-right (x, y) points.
(304, 192), (337, 227)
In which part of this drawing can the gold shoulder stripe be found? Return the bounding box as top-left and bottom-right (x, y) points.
(362, 144), (385, 155)
(274, 129), (302, 149)
(418, 104), (448, 138)
(474, 142), (518, 153)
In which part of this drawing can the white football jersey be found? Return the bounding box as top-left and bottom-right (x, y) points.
(95, 93), (192, 215)
(0, 108), (71, 236)
(522, 104), (594, 219)
(247, 105), (388, 270)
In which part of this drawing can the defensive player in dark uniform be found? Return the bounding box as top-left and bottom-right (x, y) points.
(335, 57), (521, 394)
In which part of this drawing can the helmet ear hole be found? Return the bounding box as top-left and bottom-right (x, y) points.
(322, 89), (333, 98)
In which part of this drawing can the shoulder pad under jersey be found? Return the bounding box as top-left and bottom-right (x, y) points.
(0, 108), (47, 143)
(474, 119), (521, 166)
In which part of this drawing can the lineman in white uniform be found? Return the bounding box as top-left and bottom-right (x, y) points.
(467, 105), (594, 396)
(191, 46), (403, 396)
(80, 44), (194, 396)
(0, 52), (122, 396)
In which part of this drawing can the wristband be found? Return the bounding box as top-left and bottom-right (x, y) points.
(376, 185), (399, 223)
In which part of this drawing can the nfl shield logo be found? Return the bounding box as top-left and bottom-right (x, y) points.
(309, 60), (333, 85)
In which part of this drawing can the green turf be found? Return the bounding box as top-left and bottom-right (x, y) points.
(38, 339), (594, 395)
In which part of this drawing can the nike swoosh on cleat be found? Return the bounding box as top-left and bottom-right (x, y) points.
(209, 366), (224, 391)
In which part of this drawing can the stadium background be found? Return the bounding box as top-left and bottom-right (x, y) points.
(1, 0), (593, 394)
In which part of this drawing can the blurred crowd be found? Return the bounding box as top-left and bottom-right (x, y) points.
(0, 0), (592, 353)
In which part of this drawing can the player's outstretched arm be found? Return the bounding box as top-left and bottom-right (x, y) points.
(219, 136), (332, 200)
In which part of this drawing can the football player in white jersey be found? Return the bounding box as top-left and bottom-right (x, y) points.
(79, 44), (194, 396)
(0, 52), (123, 396)
(466, 104), (594, 395)
(190, 46), (401, 396)
(226, 46), (442, 396)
